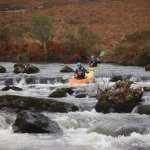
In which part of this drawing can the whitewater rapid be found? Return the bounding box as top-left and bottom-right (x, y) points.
(0, 62), (150, 150)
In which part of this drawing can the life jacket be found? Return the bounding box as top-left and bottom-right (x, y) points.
(77, 68), (85, 79)
(90, 60), (97, 67)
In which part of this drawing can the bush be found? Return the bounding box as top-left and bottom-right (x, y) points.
(114, 46), (130, 54)
(134, 47), (150, 66)
(62, 27), (99, 61)
(125, 30), (150, 43)
(15, 53), (30, 62)
(0, 27), (11, 41)
(145, 64), (150, 71)
(32, 14), (53, 56)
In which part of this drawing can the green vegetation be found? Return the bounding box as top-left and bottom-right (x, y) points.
(32, 14), (53, 56)
(63, 27), (99, 60)
(145, 64), (150, 71)
(0, 27), (11, 41)
(125, 30), (150, 43)
(111, 30), (150, 66)
(134, 46), (150, 66)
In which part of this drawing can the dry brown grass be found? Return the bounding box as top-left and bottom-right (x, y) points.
(0, 0), (150, 62)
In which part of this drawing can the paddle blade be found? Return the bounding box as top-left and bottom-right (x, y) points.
(62, 75), (70, 80)
(99, 51), (105, 57)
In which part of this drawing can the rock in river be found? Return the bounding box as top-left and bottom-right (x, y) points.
(95, 81), (143, 113)
(13, 111), (62, 134)
(0, 95), (79, 113)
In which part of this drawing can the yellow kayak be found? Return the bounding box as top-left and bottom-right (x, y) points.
(68, 71), (94, 85)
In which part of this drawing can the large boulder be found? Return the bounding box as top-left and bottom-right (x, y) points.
(60, 66), (74, 73)
(14, 63), (40, 74)
(0, 66), (6, 73)
(132, 104), (150, 115)
(145, 64), (150, 71)
(13, 111), (62, 134)
(95, 81), (143, 113)
(0, 95), (79, 113)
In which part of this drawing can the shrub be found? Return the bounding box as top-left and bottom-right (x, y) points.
(125, 30), (150, 43)
(62, 27), (99, 61)
(15, 53), (30, 62)
(134, 46), (150, 66)
(114, 46), (130, 55)
(32, 14), (53, 56)
(0, 27), (11, 41)
(145, 64), (150, 71)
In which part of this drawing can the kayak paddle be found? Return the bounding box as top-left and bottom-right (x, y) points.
(62, 74), (71, 80)
(99, 51), (105, 57)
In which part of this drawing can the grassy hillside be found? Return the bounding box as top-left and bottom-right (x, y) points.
(0, 0), (150, 64)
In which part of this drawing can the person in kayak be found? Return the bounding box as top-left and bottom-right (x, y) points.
(74, 62), (88, 79)
(89, 55), (101, 67)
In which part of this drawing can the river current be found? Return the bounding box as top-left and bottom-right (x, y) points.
(0, 62), (150, 150)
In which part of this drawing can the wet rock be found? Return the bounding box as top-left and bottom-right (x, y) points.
(75, 93), (86, 98)
(25, 78), (35, 84)
(1, 86), (23, 91)
(114, 125), (147, 137)
(4, 78), (13, 86)
(74, 89), (87, 98)
(62, 87), (74, 95)
(13, 111), (62, 134)
(110, 75), (123, 82)
(14, 63), (40, 74)
(0, 66), (6, 73)
(0, 95), (79, 113)
(132, 104), (150, 115)
(95, 81), (143, 113)
(145, 64), (150, 71)
(60, 66), (74, 73)
(1, 86), (10, 91)
(11, 86), (23, 91)
(143, 87), (150, 91)
(49, 88), (67, 97)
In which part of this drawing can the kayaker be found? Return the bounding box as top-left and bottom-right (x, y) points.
(89, 55), (101, 67)
(74, 62), (88, 79)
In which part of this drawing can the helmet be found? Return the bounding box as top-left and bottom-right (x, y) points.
(91, 55), (94, 59)
(77, 62), (82, 67)
(91, 55), (94, 58)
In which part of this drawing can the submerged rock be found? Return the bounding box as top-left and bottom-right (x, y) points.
(0, 95), (79, 113)
(143, 87), (150, 92)
(132, 104), (150, 115)
(62, 87), (74, 95)
(0, 66), (6, 73)
(95, 81), (143, 113)
(114, 125), (147, 137)
(75, 93), (86, 98)
(49, 88), (67, 97)
(14, 63), (40, 74)
(13, 111), (62, 134)
(4, 78), (14, 86)
(49, 87), (74, 98)
(1, 86), (23, 91)
(110, 75), (123, 82)
(60, 66), (74, 73)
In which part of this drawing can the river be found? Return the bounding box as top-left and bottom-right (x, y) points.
(0, 62), (150, 150)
